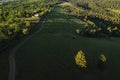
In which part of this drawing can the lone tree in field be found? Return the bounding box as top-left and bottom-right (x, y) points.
(99, 54), (107, 62)
(75, 50), (87, 68)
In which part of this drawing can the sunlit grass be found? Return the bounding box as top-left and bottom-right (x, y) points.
(16, 17), (40, 21)
(59, 2), (73, 7)
(107, 8), (120, 14)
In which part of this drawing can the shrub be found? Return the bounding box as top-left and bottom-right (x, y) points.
(25, 21), (31, 27)
(97, 54), (107, 71)
(22, 28), (28, 35)
(75, 29), (80, 34)
(99, 54), (107, 62)
(75, 50), (87, 68)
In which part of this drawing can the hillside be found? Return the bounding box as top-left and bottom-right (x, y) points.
(0, 0), (57, 80)
(0, 0), (120, 80)
(14, 4), (120, 80)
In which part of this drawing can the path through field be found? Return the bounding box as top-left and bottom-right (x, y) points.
(14, 6), (82, 80)
(8, 16), (47, 80)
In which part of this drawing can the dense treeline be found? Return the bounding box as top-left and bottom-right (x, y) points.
(0, 0), (58, 52)
(62, 0), (120, 38)
(68, 0), (120, 24)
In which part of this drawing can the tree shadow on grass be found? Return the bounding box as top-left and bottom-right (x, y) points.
(97, 60), (106, 72)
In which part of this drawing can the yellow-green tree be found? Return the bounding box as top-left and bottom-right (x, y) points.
(75, 50), (87, 68)
(99, 54), (107, 62)
(22, 28), (28, 35)
(25, 21), (31, 27)
(75, 29), (81, 34)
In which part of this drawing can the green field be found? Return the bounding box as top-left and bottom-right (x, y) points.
(15, 6), (120, 80)
(110, 9), (120, 14)
(0, 51), (9, 80)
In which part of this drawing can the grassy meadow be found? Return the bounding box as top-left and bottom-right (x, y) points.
(15, 6), (120, 80)
(110, 9), (120, 14)
(0, 51), (9, 80)
(107, 8), (120, 14)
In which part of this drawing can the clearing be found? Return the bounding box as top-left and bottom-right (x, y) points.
(14, 6), (120, 80)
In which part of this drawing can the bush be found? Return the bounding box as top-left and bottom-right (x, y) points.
(25, 21), (31, 27)
(75, 50), (87, 68)
(22, 28), (28, 35)
(75, 29), (81, 34)
(99, 54), (107, 62)
(97, 54), (107, 71)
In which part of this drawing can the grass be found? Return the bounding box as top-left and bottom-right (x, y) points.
(16, 17), (40, 22)
(0, 50), (9, 80)
(15, 6), (120, 80)
(59, 2), (84, 12)
(107, 8), (120, 14)
(111, 9), (120, 14)
(0, 9), (47, 80)
(59, 2), (73, 7)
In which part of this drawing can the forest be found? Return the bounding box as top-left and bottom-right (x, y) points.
(62, 0), (120, 38)
(0, 0), (59, 52)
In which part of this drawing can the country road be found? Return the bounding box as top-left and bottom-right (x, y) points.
(8, 15), (48, 80)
